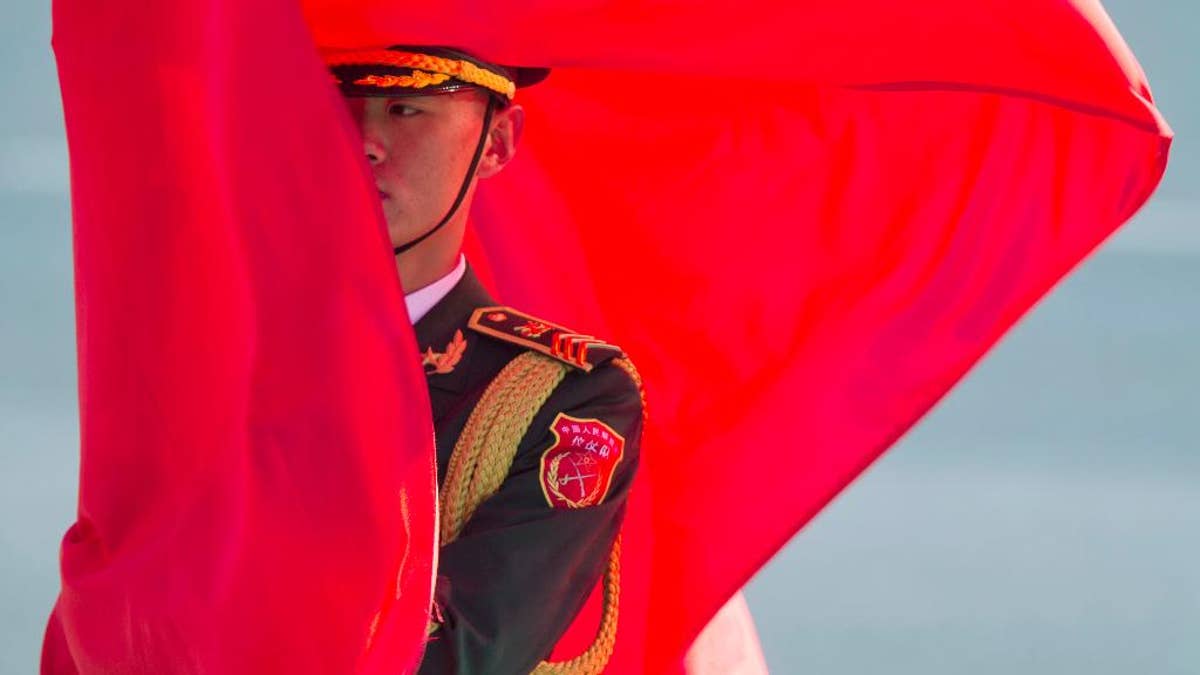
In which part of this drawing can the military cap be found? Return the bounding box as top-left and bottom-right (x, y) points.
(324, 45), (549, 102)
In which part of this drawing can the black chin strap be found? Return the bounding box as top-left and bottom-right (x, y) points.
(393, 98), (497, 256)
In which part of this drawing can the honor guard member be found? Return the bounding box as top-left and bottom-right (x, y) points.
(324, 46), (644, 674)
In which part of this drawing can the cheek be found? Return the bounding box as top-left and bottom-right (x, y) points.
(377, 116), (482, 203)
(388, 132), (454, 186)
(420, 139), (480, 197)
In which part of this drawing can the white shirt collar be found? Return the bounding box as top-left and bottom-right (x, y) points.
(404, 254), (467, 325)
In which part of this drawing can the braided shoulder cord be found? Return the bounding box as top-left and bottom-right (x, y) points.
(439, 351), (644, 674)
(527, 356), (645, 673)
(440, 351), (568, 544)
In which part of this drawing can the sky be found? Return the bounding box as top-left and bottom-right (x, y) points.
(0, 2), (1196, 674)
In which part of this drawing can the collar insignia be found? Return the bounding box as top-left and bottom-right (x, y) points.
(422, 329), (467, 375)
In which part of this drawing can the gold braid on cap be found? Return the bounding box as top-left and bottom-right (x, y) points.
(324, 49), (516, 99)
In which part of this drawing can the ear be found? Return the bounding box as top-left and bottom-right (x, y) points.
(475, 103), (524, 180)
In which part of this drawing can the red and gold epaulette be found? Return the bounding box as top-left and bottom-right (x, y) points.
(467, 306), (623, 373)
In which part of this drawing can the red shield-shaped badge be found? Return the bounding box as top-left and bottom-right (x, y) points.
(540, 413), (626, 509)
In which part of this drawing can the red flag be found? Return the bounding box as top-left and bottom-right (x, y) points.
(46, 0), (436, 672)
(302, 0), (1170, 671)
(47, 0), (1170, 673)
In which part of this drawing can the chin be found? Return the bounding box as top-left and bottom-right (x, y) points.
(387, 224), (423, 251)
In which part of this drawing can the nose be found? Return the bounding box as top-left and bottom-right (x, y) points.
(343, 97), (386, 165)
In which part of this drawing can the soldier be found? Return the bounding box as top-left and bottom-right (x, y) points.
(325, 46), (645, 674)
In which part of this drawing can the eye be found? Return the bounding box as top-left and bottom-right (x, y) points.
(387, 102), (421, 117)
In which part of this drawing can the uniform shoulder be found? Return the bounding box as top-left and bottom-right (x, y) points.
(466, 305), (627, 374)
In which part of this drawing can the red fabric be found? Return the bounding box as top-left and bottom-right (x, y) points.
(46, 0), (437, 672)
(305, 1), (1170, 671)
(48, 0), (1170, 673)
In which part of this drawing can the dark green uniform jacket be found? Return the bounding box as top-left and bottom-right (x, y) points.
(413, 266), (643, 675)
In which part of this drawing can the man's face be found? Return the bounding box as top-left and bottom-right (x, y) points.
(344, 90), (496, 248)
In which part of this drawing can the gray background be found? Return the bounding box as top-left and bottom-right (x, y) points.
(1, 2), (1196, 674)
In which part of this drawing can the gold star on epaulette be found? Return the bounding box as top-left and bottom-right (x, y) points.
(467, 307), (623, 372)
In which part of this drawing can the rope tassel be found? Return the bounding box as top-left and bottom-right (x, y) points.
(439, 351), (636, 674)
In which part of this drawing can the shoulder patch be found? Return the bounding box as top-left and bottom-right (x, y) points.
(467, 306), (623, 372)
(540, 413), (626, 509)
